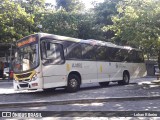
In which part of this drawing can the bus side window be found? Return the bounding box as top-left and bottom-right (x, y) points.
(108, 47), (114, 62)
(41, 41), (64, 65)
(108, 47), (122, 62)
(115, 48), (123, 62)
(82, 44), (96, 61)
(96, 46), (108, 61)
(136, 51), (144, 63)
(66, 43), (82, 60)
(120, 49), (129, 62)
(129, 50), (137, 63)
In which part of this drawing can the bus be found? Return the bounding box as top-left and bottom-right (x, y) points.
(13, 33), (146, 92)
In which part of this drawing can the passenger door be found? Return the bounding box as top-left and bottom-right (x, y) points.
(107, 47), (123, 81)
(81, 44), (98, 83)
(41, 40), (67, 88)
(96, 46), (110, 82)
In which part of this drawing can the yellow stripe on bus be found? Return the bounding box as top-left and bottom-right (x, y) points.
(66, 64), (70, 71)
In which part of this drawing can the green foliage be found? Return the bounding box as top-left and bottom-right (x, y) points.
(15, 0), (46, 14)
(42, 10), (78, 37)
(93, 0), (119, 40)
(0, 0), (47, 42)
(41, 10), (102, 39)
(105, 0), (160, 59)
(94, 0), (119, 25)
(1, 0), (160, 62)
(56, 0), (84, 12)
(0, 0), (34, 42)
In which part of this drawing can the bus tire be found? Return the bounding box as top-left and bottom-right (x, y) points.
(66, 74), (80, 93)
(99, 82), (109, 87)
(118, 72), (129, 85)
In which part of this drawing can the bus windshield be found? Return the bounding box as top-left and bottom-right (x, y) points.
(13, 42), (39, 73)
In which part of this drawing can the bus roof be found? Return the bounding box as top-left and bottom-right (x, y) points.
(18, 33), (140, 51)
(39, 33), (82, 43)
(85, 39), (140, 51)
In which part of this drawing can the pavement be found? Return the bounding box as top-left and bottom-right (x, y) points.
(0, 76), (160, 107)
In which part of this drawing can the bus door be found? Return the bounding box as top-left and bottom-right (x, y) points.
(81, 44), (98, 83)
(108, 47), (122, 81)
(41, 40), (66, 88)
(96, 46), (109, 82)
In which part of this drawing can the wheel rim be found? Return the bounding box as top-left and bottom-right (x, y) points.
(69, 79), (78, 88)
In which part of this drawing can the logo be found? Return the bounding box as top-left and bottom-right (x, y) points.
(2, 112), (11, 117)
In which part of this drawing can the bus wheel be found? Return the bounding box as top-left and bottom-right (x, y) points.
(67, 74), (80, 93)
(118, 73), (129, 85)
(99, 82), (109, 87)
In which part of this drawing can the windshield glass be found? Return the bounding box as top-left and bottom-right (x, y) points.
(13, 37), (39, 73)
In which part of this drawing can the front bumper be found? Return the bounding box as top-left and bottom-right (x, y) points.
(13, 79), (42, 90)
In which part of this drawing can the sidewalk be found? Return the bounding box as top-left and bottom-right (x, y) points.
(0, 78), (13, 82)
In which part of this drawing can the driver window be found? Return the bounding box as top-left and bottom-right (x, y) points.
(41, 41), (64, 65)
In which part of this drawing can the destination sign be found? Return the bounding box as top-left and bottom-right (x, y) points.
(17, 36), (37, 47)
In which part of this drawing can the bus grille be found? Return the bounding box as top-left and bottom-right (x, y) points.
(19, 79), (30, 82)
(19, 83), (28, 88)
(16, 73), (32, 79)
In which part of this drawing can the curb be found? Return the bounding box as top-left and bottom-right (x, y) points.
(1, 95), (160, 108)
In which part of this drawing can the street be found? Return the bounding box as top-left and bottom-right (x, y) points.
(1, 98), (160, 111)
(0, 77), (160, 119)
(0, 77), (160, 103)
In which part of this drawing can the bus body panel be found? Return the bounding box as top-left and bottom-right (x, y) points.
(123, 63), (146, 79)
(66, 61), (98, 84)
(131, 63), (146, 79)
(109, 62), (123, 81)
(97, 61), (110, 82)
(42, 64), (67, 88)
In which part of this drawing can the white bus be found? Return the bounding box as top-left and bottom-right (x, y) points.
(13, 33), (146, 92)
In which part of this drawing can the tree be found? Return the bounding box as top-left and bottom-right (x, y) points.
(41, 10), (79, 37)
(0, 0), (33, 42)
(105, 0), (160, 59)
(41, 9), (102, 39)
(56, 0), (84, 12)
(15, 0), (46, 33)
(93, 0), (119, 40)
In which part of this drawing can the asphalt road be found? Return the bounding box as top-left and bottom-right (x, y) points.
(1, 99), (160, 119)
(0, 77), (160, 119)
(0, 77), (160, 104)
(1, 99), (160, 111)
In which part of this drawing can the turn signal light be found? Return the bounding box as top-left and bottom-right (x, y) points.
(32, 83), (38, 87)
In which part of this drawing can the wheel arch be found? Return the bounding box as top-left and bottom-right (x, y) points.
(67, 71), (82, 85)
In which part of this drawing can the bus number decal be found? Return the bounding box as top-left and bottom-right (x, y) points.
(72, 63), (82, 68)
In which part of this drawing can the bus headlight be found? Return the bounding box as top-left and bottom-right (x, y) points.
(31, 74), (37, 81)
